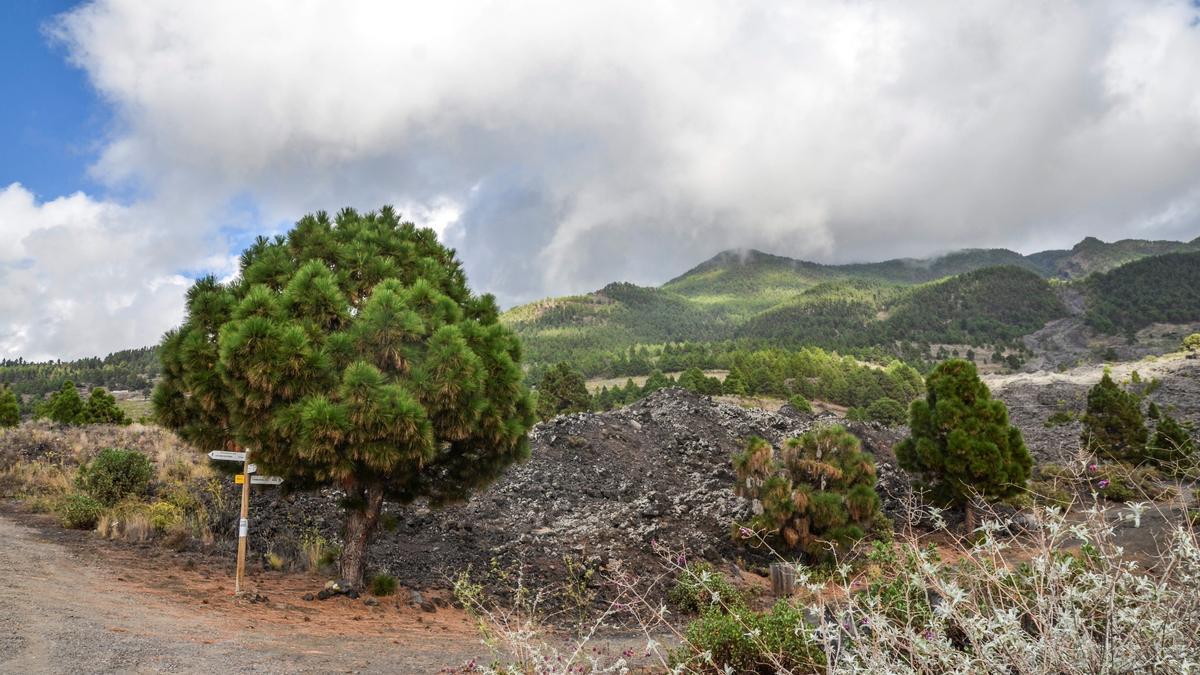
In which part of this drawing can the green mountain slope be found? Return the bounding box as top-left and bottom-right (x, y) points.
(1034, 236), (1200, 279)
(735, 267), (1066, 349)
(1084, 251), (1200, 334)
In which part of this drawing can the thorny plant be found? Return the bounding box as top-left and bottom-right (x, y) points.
(455, 456), (1200, 674)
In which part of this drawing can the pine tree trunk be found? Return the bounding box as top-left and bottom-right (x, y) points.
(339, 480), (384, 589)
(964, 501), (977, 534)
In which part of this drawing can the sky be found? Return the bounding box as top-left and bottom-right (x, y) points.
(2, 1), (1200, 361)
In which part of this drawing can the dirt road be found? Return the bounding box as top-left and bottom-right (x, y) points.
(0, 507), (491, 674)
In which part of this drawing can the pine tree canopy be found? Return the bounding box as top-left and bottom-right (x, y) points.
(535, 362), (591, 420)
(153, 207), (535, 585)
(897, 359), (1032, 508)
(734, 426), (880, 559)
(41, 381), (84, 425)
(1080, 372), (1148, 462)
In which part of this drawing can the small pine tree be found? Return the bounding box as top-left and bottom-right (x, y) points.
(79, 387), (132, 425)
(734, 426), (880, 559)
(1147, 414), (1195, 468)
(786, 395), (813, 414)
(723, 370), (748, 396)
(1147, 401), (1161, 420)
(0, 386), (19, 427)
(535, 363), (591, 420)
(642, 370), (671, 394)
(41, 381), (84, 425)
(896, 359), (1031, 530)
(1081, 372), (1148, 462)
(865, 398), (906, 426)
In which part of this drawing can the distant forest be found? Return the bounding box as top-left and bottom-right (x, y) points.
(0, 347), (159, 414)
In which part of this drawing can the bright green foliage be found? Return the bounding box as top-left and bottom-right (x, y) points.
(722, 369), (748, 395)
(76, 448), (153, 506)
(734, 427), (880, 558)
(677, 367), (722, 395)
(1185, 333), (1200, 352)
(79, 387), (132, 425)
(534, 362), (591, 420)
(897, 360), (1032, 509)
(667, 561), (745, 614)
(153, 207), (535, 585)
(787, 395), (813, 414)
(866, 397), (907, 426)
(1148, 414), (1196, 467)
(57, 493), (104, 529)
(671, 601), (825, 673)
(1080, 373), (1148, 462)
(40, 381), (84, 424)
(0, 386), (18, 427)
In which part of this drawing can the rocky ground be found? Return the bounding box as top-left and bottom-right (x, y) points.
(235, 389), (909, 610)
(987, 352), (1200, 462)
(3, 354), (1196, 625)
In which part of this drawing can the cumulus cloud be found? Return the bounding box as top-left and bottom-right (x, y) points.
(0, 183), (216, 359)
(10, 0), (1200, 357)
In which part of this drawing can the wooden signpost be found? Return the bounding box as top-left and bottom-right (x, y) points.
(208, 449), (283, 594)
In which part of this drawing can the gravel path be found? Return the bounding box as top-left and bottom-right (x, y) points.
(0, 508), (490, 674)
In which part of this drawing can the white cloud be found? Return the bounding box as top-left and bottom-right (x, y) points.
(11, 0), (1200, 358)
(0, 183), (209, 360)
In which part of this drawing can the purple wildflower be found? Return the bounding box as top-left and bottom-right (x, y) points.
(1098, 479), (1110, 489)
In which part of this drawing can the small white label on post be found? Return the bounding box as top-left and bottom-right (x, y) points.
(238, 518), (248, 538)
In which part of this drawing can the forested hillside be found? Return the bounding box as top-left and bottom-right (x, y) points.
(505, 236), (1198, 380)
(0, 348), (159, 414)
(1084, 251), (1200, 334)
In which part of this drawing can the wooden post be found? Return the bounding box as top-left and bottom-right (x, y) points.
(770, 562), (796, 598)
(234, 448), (251, 595)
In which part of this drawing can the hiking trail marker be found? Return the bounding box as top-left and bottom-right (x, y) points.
(207, 449), (282, 594)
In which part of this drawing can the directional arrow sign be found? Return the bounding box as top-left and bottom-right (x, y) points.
(251, 475), (283, 486)
(208, 450), (247, 462)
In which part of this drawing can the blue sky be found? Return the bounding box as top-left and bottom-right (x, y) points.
(0, 1), (104, 201)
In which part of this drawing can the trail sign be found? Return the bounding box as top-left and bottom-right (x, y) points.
(247, 463), (257, 474)
(251, 475), (283, 485)
(208, 450), (247, 462)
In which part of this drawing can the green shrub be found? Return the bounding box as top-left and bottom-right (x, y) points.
(667, 561), (744, 614)
(865, 397), (906, 426)
(57, 493), (103, 529)
(370, 573), (398, 597)
(148, 501), (183, 532)
(75, 448), (153, 506)
(671, 601), (825, 673)
(787, 395), (813, 414)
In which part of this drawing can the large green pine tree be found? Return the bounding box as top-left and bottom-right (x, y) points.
(896, 359), (1031, 530)
(1080, 372), (1148, 462)
(153, 207), (535, 587)
(0, 386), (19, 427)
